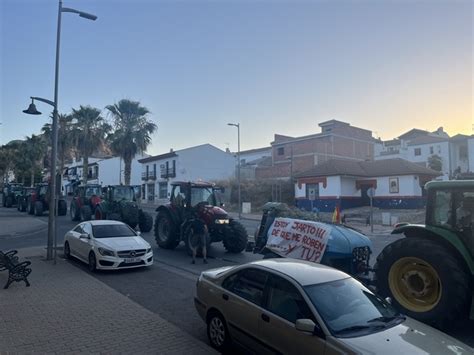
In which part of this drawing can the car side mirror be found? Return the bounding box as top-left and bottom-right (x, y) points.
(80, 233), (90, 239)
(295, 319), (325, 339)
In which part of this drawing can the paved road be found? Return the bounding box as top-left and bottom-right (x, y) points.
(1, 205), (473, 349)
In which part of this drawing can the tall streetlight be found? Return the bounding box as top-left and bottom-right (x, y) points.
(227, 123), (241, 219)
(23, 1), (97, 262)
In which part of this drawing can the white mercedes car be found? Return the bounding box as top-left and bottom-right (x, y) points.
(64, 220), (153, 271)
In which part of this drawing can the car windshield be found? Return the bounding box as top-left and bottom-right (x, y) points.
(92, 224), (136, 238)
(304, 277), (402, 337)
(85, 186), (101, 197)
(190, 187), (214, 207)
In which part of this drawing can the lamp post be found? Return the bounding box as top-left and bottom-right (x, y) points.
(227, 123), (241, 219)
(23, 1), (97, 262)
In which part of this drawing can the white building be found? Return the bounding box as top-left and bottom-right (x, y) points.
(139, 144), (235, 205)
(375, 128), (474, 179)
(63, 155), (147, 194)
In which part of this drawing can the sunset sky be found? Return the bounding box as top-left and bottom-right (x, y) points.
(1, 0), (472, 155)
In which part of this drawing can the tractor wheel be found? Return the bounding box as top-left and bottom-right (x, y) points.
(183, 223), (211, 257)
(70, 202), (80, 221)
(5, 196), (12, 208)
(80, 205), (92, 221)
(375, 237), (471, 330)
(20, 200), (27, 212)
(121, 204), (139, 229)
(223, 220), (248, 253)
(138, 210), (153, 233)
(57, 200), (67, 216)
(154, 212), (179, 249)
(34, 201), (44, 216)
(27, 199), (34, 215)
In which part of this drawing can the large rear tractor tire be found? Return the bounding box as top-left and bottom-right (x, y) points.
(223, 220), (248, 253)
(20, 200), (27, 212)
(154, 212), (179, 249)
(27, 199), (34, 215)
(80, 205), (92, 221)
(57, 200), (67, 216)
(138, 210), (153, 233)
(374, 237), (471, 330)
(121, 204), (139, 229)
(34, 201), (44, 216)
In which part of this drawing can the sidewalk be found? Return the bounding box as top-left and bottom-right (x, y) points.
(0, 247), (216, 354)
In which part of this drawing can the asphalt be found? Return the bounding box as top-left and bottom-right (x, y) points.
(0, 246), (217, 354)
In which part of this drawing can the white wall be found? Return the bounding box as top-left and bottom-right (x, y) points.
(340, 177), (361, 197)
(406, 141), (449, 178)
(98, 156), (144, 186)
(374, 175), (422, 197)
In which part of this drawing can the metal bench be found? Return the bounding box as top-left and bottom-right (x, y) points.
(0, 250), (32, 289)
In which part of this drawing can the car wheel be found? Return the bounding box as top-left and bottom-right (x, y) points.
(64, 241), (72, 260)
(207, 312), (230, 351)
(88, 252), (97, 272)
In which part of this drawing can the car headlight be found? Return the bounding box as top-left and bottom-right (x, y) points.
(98, 247), (115, 257)
(146, 248), (152, 254)
(215, 219), (229, 224)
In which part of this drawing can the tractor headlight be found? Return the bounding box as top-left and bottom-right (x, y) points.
(215, 219), (230, 225)
(98, 247), (115, 257)
(352, 246), (370, 262)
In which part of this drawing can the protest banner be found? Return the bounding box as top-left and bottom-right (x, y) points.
(265, 217), (331, 263)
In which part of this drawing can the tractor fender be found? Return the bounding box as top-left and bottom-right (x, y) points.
(392, 224), (474, 276)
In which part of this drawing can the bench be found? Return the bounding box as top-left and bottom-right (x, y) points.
(0, 250), (32, 289)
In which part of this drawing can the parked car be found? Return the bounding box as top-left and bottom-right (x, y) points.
(194, 259), (473, 354)
(63, 220), (153, 272)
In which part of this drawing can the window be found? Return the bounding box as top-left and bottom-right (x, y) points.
(266, 276), (314, 323)
(460, 145), (468, 159)
(306, 184), (319, 200)
(429, 146), (434, 154)
(73, 225), (84, 233)
(141, 184), (146, 200)
(147, 183), (155, 201)
(277, 147), (284, 156)
(159, 182), (168, 199)
(223, 268), (268, 306)
(414, 148), (421, 156)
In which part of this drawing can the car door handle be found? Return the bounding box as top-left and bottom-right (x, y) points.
(261, 313), (270, 322)
(222, 294), (229, 301)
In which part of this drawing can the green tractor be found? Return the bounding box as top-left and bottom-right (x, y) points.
(94, 185), (153, 232)
(375, 180), (474, 329)
(2, 183), (23, 208)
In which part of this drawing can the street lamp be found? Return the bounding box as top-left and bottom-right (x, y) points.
(23, 0), (97, 263)
(227, 123), (241, 219)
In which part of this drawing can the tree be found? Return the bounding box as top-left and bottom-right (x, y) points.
(23, 135), (47, 186)
(106, 99), (157, 185)
(428, 154), (443, 172)
(71, 106), (111, 184)
(42, 113), (76, 187)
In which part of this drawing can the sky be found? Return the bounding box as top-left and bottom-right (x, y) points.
(1, 0), (472, 156)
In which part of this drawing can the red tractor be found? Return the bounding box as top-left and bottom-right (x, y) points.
(69, 183), (102, 221)
(154, 181), (248, 254)
(27, 183), (67, 216)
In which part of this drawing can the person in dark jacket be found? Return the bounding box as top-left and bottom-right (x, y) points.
(189, 217), (209, 264)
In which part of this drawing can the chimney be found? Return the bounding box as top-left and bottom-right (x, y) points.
(170, 148), (173, 153)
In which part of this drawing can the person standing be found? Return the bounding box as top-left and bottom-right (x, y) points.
(189, 217), (209, 264)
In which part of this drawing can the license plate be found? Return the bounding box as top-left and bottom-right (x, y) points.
(124, 257), (141, 263)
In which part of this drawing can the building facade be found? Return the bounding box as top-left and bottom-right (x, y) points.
(295, 158), (440, 212)
(139, 144), (234, 205)
(255, 120), (376, 180)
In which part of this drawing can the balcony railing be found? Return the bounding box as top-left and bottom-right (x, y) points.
(160, 167), (176, 179)
(141, 172), (157, 181)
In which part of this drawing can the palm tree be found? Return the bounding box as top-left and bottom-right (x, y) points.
(106, 99), (157, 185)
(42, 113), (76, 187)
(22, 135), (47, 186)
(71, 106), (111, 184)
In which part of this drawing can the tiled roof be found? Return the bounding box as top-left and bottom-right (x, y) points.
(296, 158), (441, 178)
(138, 151), (177, 163)
(407, 135), (447, 146)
